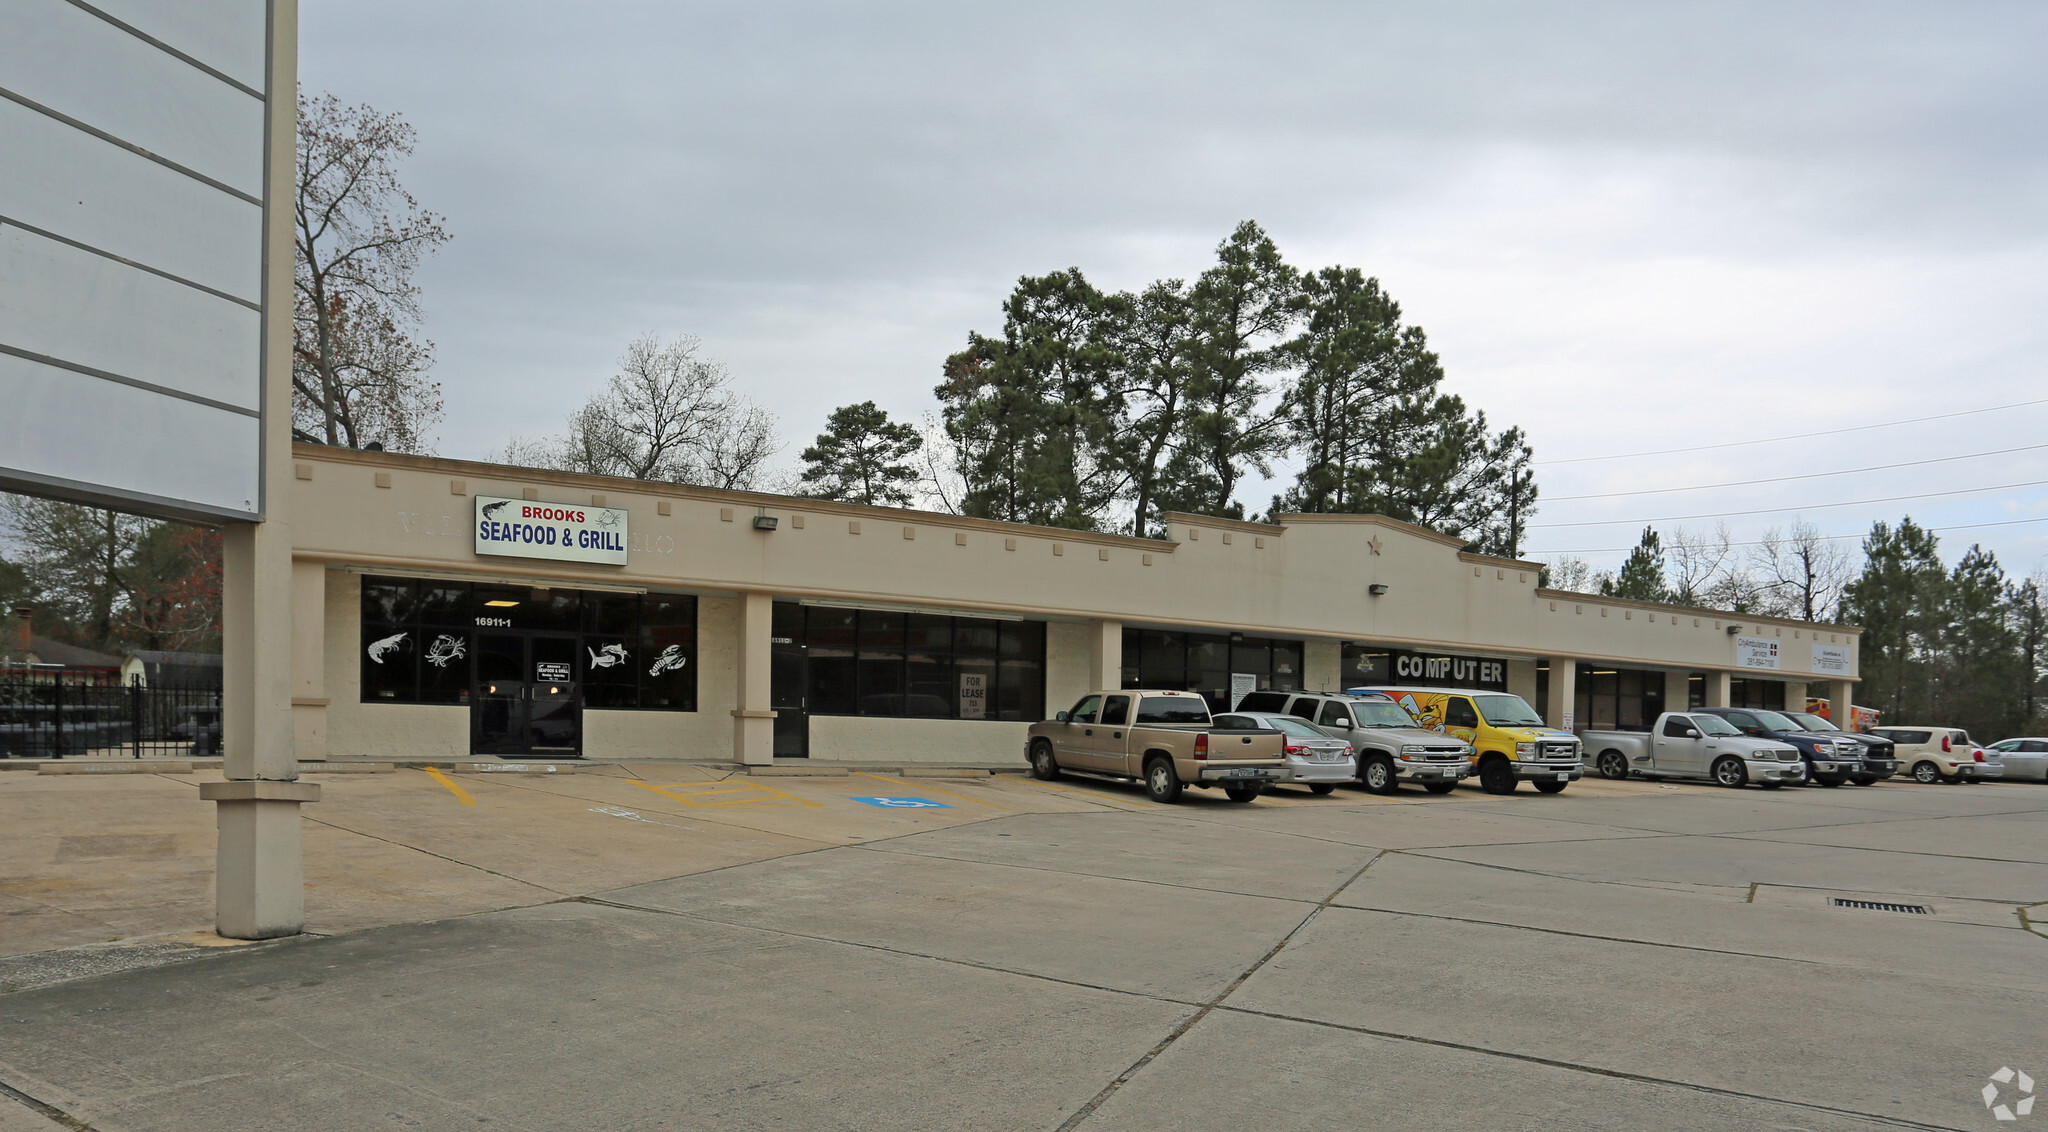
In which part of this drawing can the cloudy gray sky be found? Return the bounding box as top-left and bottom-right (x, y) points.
(301, 0), (2048, 576)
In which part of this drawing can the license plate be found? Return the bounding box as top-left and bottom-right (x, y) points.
(1313, 751), (1342, 763)
(1555, 773), (1569, 782)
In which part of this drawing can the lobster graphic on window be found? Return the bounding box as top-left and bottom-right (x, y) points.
(648, 644), (688, 676)
(425, 634), (467, 669)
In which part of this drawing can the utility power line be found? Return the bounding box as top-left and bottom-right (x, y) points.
(1529, 478), (2048, 528)
(1536, 396), (2048, 465)
(1529, 514), (2048, 556)
(1542, 441), (2048, 502)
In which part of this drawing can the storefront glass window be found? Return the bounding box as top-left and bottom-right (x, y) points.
(777, 605), (1044, 721)
(1122, 628), (1306, 713)
(359, 576), (696, 711)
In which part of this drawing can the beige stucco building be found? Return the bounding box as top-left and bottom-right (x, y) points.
(287, 444), (1862, 766)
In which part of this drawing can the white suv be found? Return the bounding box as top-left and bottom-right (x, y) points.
(1867, 726), (2002, 783)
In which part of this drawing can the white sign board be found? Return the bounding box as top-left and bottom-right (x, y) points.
(1812, 644), (1851, 676)
(1734, 635), (1783, 671)
(1228, 673), (1258, 710)
(474, 497), (630, 565)
(0, 0), (271, 522)
(958, 671), (988, 719)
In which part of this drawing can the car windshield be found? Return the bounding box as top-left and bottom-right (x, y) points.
(1351, 701), (1422, 728)
(1783, 711), (1839, 732)
(1695, 714), (1740, 736)
(1135, 697), (1210, 725)
(1474, 694), (1545, 727)
(1752, 710), (1800, 731)
(1271, 718), (1326, 738)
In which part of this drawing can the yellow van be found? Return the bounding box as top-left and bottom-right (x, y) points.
(1350, 685), (1584, 794)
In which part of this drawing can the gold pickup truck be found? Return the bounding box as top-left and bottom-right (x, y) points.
(1026, 689), (1289, 803)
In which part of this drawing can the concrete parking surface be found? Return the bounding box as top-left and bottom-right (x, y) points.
(1, 766), (2044, 1130)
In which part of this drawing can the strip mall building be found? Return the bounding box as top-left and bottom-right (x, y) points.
(289, 445), (1862, 766)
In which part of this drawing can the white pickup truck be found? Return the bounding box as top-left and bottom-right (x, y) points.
(1580, 711), (1807, 788)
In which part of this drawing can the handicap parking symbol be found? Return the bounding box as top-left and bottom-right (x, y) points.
(851, 796), (952, 809)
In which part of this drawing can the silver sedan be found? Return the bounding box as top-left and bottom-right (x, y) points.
(1214, 712), (1357, 794)
(1986, 739), (2048, 782)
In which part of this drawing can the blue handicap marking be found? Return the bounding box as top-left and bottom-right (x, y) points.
(851, 796), (952, 809)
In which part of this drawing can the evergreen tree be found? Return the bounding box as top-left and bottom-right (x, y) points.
(2014, 573), (2047, 731)
(798, 402), (923, 507)
(1173, 222), (1299, 519)
(1601, 527), (1670, 603)
(1842, 518), (1948, 724)
(1107, 279), (1200, 537)
(1934, 546), (2021, 737)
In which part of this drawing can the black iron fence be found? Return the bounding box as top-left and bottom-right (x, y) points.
(0, 671), (221, 759)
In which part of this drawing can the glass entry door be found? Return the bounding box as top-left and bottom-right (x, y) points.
(472, 633), (583, 757)
(771, 604), (808, 757)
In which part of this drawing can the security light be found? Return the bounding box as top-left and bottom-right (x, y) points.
(1726, 624), (1741, 635)
(1368, 584), (1389, 596)
(753, 515), (779, 531)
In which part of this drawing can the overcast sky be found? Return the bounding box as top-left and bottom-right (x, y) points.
(301, 0), (2048, 577)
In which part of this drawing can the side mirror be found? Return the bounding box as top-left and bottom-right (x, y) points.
(1685, 729), (1701, 739)
(1054, 711), (1070, 722)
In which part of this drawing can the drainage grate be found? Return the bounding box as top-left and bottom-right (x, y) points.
(1831, 897), (1930, 914)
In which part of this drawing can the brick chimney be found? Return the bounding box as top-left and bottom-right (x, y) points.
(9, 605), (31, 661)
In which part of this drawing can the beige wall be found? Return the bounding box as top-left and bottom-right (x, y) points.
(809, 716), (1029, 765)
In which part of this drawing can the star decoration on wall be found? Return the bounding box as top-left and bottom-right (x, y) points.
(1367, 536), (1383, 556)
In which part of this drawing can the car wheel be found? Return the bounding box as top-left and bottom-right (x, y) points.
(1479, 758), (1518, 795)
(1309, 783), (1337, 796)
(1422, 781), (1458, 795)
(1849, 775), (1876, 786)
(1361, 755), (1399, 795)
(1712, 756), (1748, 788)
(1911, 761), (1941, 784)
(1814, 774), (1844, 788)
(1223, 783), (1261, 803)
(1144, 757), (1183, 804)
(1596, 750), (1629, 780)
(1029, 741), (1061, 781)
(1757, 781), (1784, 790)
(1533, 780), (1568, 794)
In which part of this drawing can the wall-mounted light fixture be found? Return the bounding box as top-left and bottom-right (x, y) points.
(753, 515), (779, 531)
(1725, 624), (1741, 635)
(1368, 584), (1389, 596)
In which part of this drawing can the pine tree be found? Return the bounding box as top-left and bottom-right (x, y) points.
(1602, 527), (1669, 603)
(1175, 222), (1299, 518)
(1842, 518), (1948, 723)
(798, 402), (923, 507)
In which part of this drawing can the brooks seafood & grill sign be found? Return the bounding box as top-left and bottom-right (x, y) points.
(474, 496), (629, 565)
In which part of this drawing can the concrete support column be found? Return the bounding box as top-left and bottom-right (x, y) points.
(200, 520), (316, 939)
(1704, 671), (1733, 708)
(290, 561), (328, 761)
(1782, 681), (1806, 715)
(1305, 638), (1343, 692)
(732, 591), (776, 765)
(1830, 680), (1857, 729)
(1088, 619), (1122, 692)
(1543, 659), (1577, 730)
(1506, 659), (1539, 708)
(1664, 670), (1692, 713)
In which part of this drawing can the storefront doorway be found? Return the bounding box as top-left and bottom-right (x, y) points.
(471, 632), (582, 758)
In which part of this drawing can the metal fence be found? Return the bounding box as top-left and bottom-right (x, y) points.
(0, 671), (222, 759)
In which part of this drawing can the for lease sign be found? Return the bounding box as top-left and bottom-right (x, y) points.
(474, 496), (629, 565)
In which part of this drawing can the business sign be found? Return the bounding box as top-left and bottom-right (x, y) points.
(959, 672), (988, 719)
(474, 496), (629, 565)
(1348, 646), (1509, 692)
(1812, 644), (1851, 676)
(1, 0), (274, 522)
(1735, 635), (1782, 670)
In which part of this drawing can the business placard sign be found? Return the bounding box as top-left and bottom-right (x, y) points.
(474, 497), (629, 565)
(1735, 635), (1782, 670)
(1812, 644), (1851, 676)
(1347, 645), (1509, 692)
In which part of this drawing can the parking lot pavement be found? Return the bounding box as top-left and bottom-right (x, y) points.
(2, 769), (2045, 1130)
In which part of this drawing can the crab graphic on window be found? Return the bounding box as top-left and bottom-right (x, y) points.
(587, 642), (628, 669)
(424, 634), (467, 669)
(365, 632), (410, 663)
(648, 644), (688, 677)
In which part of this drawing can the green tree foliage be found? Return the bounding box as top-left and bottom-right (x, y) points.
(1108, 279), (1200, 537)
(1601, 527), (1670, 603)
(1844, 518), (1952, 726)
(799, 402), (923, 507)
(1, 494), (222, 654)
(2014, 573), (2047, 731)
(1174, 222), (1299, 519)
(1934, 546), (2024, 737)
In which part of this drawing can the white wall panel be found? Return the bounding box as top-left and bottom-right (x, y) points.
(0, 96), (261, 299)
(0, 351), (259, 517)
(81, 0), (268, 92)
(0, 225), (260, 410)
(0, 0), (265, 195)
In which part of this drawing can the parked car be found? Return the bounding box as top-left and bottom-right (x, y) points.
(1027, 689), (1288, 803)
(1866, 726), (1997, 784)
(1985, 738), (2048, 782)
(1581, 712), (1806, 788)
(1692, 707), (1867, 787)
(1212, 711), (1357, 794)
(1235, 690), (1471, 795)
(1349, 685), (1582, 794)
(1778, 709), (1897, 784)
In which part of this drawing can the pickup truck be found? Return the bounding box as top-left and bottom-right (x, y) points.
(1692, 707), (1866, 787)
(1027, 689), (1288, 803)
(1581, 712), (1806, 788)
(1777, 709), (1898, 785)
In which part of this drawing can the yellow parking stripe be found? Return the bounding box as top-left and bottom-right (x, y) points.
(853, 771), (1008, 810)
(423, 767), (475, 806)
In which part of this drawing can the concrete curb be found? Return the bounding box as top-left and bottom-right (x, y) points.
(38, 761), (195, 775)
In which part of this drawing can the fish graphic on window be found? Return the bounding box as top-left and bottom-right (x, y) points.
(587, 643), (628, 669)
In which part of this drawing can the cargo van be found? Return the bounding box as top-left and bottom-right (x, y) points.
(1349, 686), (1583, 794)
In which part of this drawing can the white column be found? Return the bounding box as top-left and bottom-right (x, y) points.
(1830, 680), (1857, 730)
(1782, 681), (1806, 715)
(1664, 670), (1692, 714)
(1704, 671), (1733, 708)
(291, 561), (328, 761)
(1088, 619), (1122, 692)
(1543, 659), (1577, 730)
(732, 592), (776, 765)
(199, 1), (316, 941)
